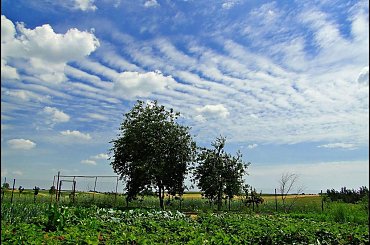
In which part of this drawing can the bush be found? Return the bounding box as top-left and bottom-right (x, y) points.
(326, 186), (369, 204)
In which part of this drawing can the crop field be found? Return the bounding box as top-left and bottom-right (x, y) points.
(1, 190), (369, 244)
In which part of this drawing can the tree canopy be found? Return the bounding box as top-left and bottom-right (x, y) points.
(110, 100), (196, 209)
(193, 136), (250, 210)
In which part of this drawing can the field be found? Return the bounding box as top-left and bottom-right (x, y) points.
(1, 190), (369, 244)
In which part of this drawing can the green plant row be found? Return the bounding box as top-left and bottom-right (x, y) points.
(2, 204), (369, 244)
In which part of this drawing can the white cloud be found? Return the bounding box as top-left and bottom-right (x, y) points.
(113, 70), (175, 99)
(74, 0), (97, 11)
(247, 144), (258, 149)
(86, 113), (108, 121)
(317, 143), (357, 150)
(1, 16), (100, 63)
(80, 153), (108, 166)
(1, 15), (15, 42)
(196, 104), (230, 119)
(1, 15), (100, 84)
(144, 0), (159, 8)
(7, 139), (36, 150)
(4, 89), (48, 102)
(43, 107), (70, 124)
(222, 0), (242, 10)
(81, 159), (97, 165)
(60, 130), (92, 140)
(193, 114), (206, 123)
(1, 59), (19, 80)
(92, 153), (109, 160)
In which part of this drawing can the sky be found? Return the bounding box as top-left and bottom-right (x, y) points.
(1, 0), (369, 194)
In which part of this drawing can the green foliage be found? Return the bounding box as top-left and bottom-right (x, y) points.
(193, 136), (250, 210)
(45, 204), (66, 231)
(110, 100), (196, 209)
(2, 190), (369, 244)
(33, 186), (40, 196)
(2, 182), (10, 190)
(49, 186), (56, 195)
(326, 186), (369, 203)
(2, 204), (368, 244)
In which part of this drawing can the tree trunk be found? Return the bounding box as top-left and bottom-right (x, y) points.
(217, 189), (222, 211)
(158, 185), (164, 210)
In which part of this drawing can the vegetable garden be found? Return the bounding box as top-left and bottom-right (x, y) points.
(1, 189), (369, 244)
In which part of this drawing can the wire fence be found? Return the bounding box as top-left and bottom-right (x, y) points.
(1, 176), (124, 193)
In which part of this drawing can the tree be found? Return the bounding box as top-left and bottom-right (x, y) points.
(33, 186), (40, 203)
(278, 172), (304, 212)
(18, 186), (25, 197)
(2, 182), (10, 190)
(193, 136), (250, 211)
(110, 100), (196, 209)
(49, 186), (56, 195)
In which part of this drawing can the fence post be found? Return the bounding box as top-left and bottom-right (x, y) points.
(274, 188), (277, 212)
(72, 180), (76, 204)
(92, 177), (98, 201)
(10, 179), (16, 204)
(56, 171), (60, 202)
(114, 177), (119, 205)
(1, 177), (6, 200)
(50, 175), (56, 203)
(58, 181), (63, 202)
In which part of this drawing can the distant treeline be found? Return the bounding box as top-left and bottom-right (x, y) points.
(326, 186), (368, 203)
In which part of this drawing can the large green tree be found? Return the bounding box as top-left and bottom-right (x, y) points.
(193, 136), (250, 211)
(110, 100), (196, 209)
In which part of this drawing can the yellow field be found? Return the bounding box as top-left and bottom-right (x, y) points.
(181, 193), (319, 200)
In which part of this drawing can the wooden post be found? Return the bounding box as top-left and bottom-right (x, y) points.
(1, 177), (6, 200)
(114, 177), (119, 205)
(50, 175), (56, 203)
(72, 179), (76, 204)
(10, 179), (16, 204)
(58, 180), (63, 202)
(92, 176), (98, 201)
(56, 171), (60, 202)
(274, 188), (278, 212)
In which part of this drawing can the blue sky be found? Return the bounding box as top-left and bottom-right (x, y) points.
(1, 0), (369, 194)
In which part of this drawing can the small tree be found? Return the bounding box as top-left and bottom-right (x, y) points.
(2, 182), (10, 190)
(278, 172), (303, 212)
(193, 136), (250, 211)
(49, 186), (56, 195)
(110, 100), (196, 209)
(18, 186), (25, 197)
(33, 186), (40, 203)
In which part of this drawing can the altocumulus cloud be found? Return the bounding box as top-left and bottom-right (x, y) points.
(81, 159), (97, 165)
(73, 0), (97, 12)
(60, 130), (92, 140)
(91, 153), (109, 160)
(7, 139), (36, 150)
(43, 106), (70, 124)
(195, 104), (230, 121)
(113, 70), (175, 100)
(247, 144), (258, 149)
(317, 143), (357, 150)
(80, 153), (108, 166)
